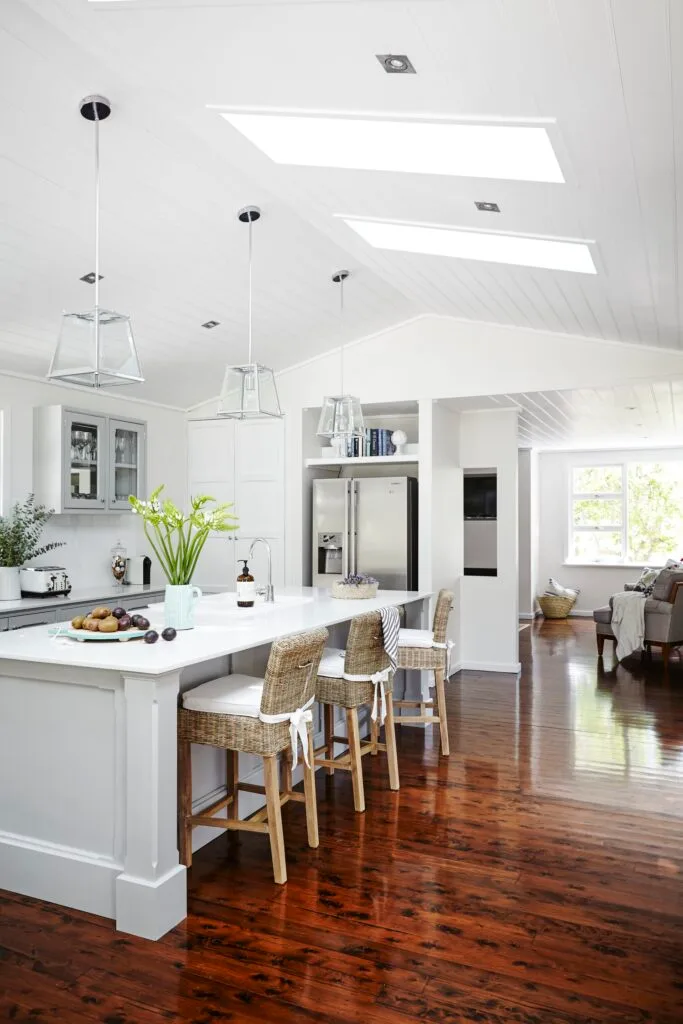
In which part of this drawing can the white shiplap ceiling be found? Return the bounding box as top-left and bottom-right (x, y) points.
(447, 379), (683, 450)
(3, 0), (683, 406)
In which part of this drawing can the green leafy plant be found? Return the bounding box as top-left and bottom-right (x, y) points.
(0, 494), (64, 567)
(129, 485), (239, 585)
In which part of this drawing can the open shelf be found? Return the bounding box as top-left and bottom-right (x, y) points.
(305, 454), (419, 468)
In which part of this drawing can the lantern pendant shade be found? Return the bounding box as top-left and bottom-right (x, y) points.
(49, 308), (143, 388)
(217, 362), (282, 419)
(317, 395), (365, 438)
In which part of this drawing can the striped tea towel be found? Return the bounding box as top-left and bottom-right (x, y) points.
(380, 606), (400, 673)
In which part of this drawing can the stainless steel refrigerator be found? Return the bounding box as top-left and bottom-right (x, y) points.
(312, 476), (418, 590)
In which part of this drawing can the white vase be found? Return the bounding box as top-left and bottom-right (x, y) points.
(164, 584), (202, 630)
(0, 566), (21, 602)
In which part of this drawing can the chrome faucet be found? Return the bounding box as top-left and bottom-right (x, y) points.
(248, 537), (274, 603)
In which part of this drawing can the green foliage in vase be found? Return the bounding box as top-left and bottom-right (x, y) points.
(130, 485), (239, 585)
(0, 494), (64, 567)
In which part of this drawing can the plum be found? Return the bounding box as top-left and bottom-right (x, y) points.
(112, 607), (127, 619)
(144, 630), (159, 644)
(117, 615), (132, 630)
(136, 616), (150, 631)
(161, 627), (177, 642)
(130, 614), (143, 627)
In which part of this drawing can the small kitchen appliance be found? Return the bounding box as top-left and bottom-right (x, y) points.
(125, 555), (151, 585)
(20, 566), (72, 597)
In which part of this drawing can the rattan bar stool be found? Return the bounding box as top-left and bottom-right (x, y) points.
(178, 626), (328, 884)
(314, 610), (399, 813)
(394, 589), (454, 756)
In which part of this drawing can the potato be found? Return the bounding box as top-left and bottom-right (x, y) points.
(83, 617), (100, 632)
(71, 616), (85, 630)
(91, 606), (112, 620)
(98, 615), (120, 633)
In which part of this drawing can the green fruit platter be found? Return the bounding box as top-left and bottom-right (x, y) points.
(53, 606), (177, 645)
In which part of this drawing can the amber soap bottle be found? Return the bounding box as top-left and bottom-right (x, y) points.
(236, 559), (255, 608)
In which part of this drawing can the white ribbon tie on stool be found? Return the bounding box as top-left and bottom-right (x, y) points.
(433, 639), (455, 678)
(259, 694), (315, 769)
(342, 668), (391, 725)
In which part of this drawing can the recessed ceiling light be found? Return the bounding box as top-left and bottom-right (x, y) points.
(475, 201), (500, 212)
(376, 54), (416, 74)
(340, 217), (597, 274)
(625, 406), (636, 410)
(219, 113), (565, 183)
(80, 272), (103, 284)
(202, 320), (220, 329)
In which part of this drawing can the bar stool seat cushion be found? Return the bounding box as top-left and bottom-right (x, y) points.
(398, 628), (434, 648)
(182, 674), (264, 718)
(318, 648), (346, 678)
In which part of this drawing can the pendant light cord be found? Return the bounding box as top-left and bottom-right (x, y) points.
(339, 273), (345, 395)
(248, 212), (253, 365)
(93, 101), (101, 381)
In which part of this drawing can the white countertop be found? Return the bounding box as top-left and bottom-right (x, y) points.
(0, 582), (165, 616)
(0, 587), (430, 675)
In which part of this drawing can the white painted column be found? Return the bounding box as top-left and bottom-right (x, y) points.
(115, 671), (187, 940)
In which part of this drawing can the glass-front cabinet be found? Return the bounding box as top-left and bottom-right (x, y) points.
(64, 412), (107, 510)
(33, 406), (147, 513)
(109, 418), (146, 511)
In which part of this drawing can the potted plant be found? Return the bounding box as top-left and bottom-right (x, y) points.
(331, 573), (379, 600)
(130, 485), (239, 629)
(0, 495), (65, 602)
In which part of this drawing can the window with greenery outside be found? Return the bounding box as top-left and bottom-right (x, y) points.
(570, 462), (683, 564)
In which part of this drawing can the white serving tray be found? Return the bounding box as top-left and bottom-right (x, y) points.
(52, 627), (149, 643)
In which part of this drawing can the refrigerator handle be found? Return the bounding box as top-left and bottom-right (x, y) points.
(343, 480), (350, 578)
(350, 479), (358, 576)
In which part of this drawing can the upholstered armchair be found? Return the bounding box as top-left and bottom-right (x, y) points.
(593, 568), (683, 668)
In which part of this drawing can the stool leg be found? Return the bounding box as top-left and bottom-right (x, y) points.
(178, 739), (193, 868)
(434, 668), (450, 757)
(263, 755), (287, 884)
(282, 747), (293, 797)
(346, 708), (365, 813)
(324, 703), (335, 775)
(383, 694), (400, 792)
(303, 729), (319, 849)
(370, 717), (379, 755)
(227, 749), (239, 820)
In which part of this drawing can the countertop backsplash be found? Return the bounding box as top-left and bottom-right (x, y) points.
(23, 514), (155, 589)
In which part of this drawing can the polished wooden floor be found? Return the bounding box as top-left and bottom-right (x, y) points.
(2, 619), (683, 1023)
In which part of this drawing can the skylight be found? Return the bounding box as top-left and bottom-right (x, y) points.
(219, 113), (565, 183)
(340, 218), (597, 274)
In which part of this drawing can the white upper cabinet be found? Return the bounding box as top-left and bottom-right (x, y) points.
(187, 417), (285, 589)
(33, 406), (146, 514)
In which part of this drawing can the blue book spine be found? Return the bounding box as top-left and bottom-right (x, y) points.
(370, 429), (379, 456)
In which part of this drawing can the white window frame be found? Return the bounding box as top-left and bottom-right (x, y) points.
(568, 463), (627, 564)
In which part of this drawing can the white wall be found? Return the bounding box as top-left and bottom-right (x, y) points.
(1, 374), (187, 588)
(459, 409), (519, 673)
(518, 449), (538, 617)
(537, 445), (683, 614)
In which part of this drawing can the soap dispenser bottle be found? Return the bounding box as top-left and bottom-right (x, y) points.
(236, 559), (255, 608)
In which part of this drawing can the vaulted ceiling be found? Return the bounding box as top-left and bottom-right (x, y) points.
(2, 0), (683, 407)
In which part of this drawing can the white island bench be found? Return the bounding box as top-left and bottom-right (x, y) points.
(0, 586), (430, 940)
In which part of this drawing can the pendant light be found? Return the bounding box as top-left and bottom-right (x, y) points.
(48, 96), (143, 389)
(317, 271), (365, 440)
(216, 206), (282, 419)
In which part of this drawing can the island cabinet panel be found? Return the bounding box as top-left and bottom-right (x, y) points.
(33, 405), (146, 514)
(187, 417), (284, 589)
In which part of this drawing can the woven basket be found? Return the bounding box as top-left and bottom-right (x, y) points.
(331, 581), (378, 600)
(538, 594), (577, 619)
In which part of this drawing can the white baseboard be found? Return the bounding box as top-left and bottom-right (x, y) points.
(519, 611), (542, 620)
(0, 829), (119, 919)
(458, 660), (522, 674)
(569, 610), (594, 618)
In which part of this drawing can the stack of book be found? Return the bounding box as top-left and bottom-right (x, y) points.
(342, 428), (396, 457)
